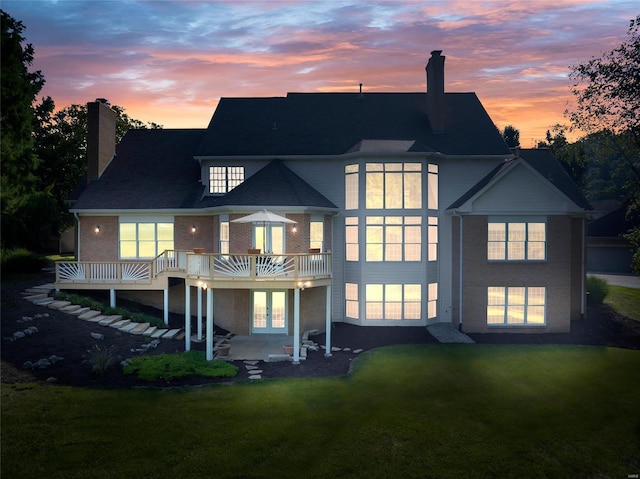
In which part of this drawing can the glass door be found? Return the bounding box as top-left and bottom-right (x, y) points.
(254, 224), (284, 254)
(252, 290), (287, 334)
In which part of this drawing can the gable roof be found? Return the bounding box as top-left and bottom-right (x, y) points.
(71, 129), (205, 211)
(196, 159), (337, 209)
(447, 148), (592, 211)
(196, 92), (511, 157)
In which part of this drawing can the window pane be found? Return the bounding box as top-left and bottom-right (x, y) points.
(507, 306), (525, 324)
(528, 223), (546, 241)
(428, 283), (438, 300)
(405, 284), (421, 301)
(428, 168), (438, 210)
(345, 172), (359, 210)
(487, 306), (505, 324)
(367, 226), (383, 243)
(157, 223), (173, 241)
(120, 242), (137, 259)
(346, 244), (359, 261)
(487, 287), (505, 305)
(220, 222), (229, 241)
(366, 244), (383, 261)
(428, 243), (437, 261)
(345, 283), (358, 300)
(404, 172), (422, 209)
(527, 306), (545, 324)
(385, 244), (402, 261)
(406, 244), (421, 261)
(528, 242), (545, 260)
(508, 223), (526, 241)
(366, 284), (383, 300)
(488, 242), (506, 260)
(366, 172), (384, 209)
(139, 241), (156, 258)
(385, 173), (403, 208)
(528, 287), (546, 305)
(157, 241), (173, 253)
(385, 303), (402, 320)
(138, 223), (155, 241)
(508, 241), (525, 260)
(120, 223), (136, 240)
(488, 223), (506, 241)
(508, 287), (526, 305)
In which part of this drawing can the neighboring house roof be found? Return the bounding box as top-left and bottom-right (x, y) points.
(447, 148), (592, 211)
(588, 201), (638, 237)
(196, 159), (337, 209)
(71, 129), (205, 210)
(196, 92), (511, 157)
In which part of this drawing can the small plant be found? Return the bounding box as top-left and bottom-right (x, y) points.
(587, 276), (610, 304)
(87, 345), (117, 376)
(123, 351), (239, 381)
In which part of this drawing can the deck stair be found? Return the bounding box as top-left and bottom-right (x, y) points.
(21, 284), (184, 341)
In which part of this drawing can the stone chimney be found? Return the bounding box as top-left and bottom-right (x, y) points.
(86, 98), (116, 184)
(426, 50), (446, 133)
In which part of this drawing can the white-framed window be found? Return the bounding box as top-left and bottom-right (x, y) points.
(428, 163), (438, 210)
(365, 163), (422, 209)
(488, 220), (546, 261)
(345, 283), (359, 319)
(119, 221), (173, 259)
(427, 282), (438, 319)
(209, 166), (244, 194)
(310, 219), (324, 252)
(365, 283), (421, 321)
(428, 216), (438, 261)
(365, 216), (421, 262)
(346, 217), (359, 261)
(219, 215), (229, 254)
(345, 164), (359, 210)
(487, 287), (546, 326)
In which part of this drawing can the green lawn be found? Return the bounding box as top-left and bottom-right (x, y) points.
(605, 284), (640, 321)
(2, 345), (639, 479)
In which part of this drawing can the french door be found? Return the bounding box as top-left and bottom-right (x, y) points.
(252, 290), (287, 334)
(254, 224), (284, 254)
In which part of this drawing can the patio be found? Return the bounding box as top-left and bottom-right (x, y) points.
(225, 335), (294, 361)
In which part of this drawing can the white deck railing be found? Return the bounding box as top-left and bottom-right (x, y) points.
(56, 251), (331, 285)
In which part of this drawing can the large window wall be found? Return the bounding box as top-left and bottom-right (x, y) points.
(119, 219), (173, 259)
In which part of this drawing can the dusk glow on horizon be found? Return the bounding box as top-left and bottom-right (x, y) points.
(4, 0), (638, 147)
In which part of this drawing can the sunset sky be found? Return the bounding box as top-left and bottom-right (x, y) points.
(4, 0), (638, 147)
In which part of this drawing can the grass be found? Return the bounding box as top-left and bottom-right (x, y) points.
(2, 345), (639, 478)
(605, 284), (640, 321)
(123, 351), (239, 381)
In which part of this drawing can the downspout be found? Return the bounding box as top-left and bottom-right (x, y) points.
(74, 212), (81, 261)
(581, 217), (586, 319)
(452, 211), (463, 331)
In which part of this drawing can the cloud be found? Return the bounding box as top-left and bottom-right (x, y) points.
(2, 0), (637, 143)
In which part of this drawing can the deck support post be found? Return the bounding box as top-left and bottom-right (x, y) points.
(197, 285), (203, 341)
(324, 285), (332, 357)
(206, 287), (213, 361)
(109, 289), (116, 308)
(185, 283), (191, 352)
(163, 289), (169, 325)
(293, 288), (300, 364)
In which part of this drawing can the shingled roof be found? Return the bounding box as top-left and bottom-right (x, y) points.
(71, 129), (205, 210)
(196, 159), (337, 209)
(196, 92), (511, 157)
(447, 148), (592, 211)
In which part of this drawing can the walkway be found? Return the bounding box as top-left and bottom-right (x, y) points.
(426, 323), (475, 344)
(590, 273), (640, 289)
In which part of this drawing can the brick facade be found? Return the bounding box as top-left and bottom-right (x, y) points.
(454, 215), (584, 333)
(79, 216), (118, 261)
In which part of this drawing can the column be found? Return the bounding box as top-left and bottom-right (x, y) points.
(325, 285), (332, 357)
(185, 283), (191, 352)
(197, 285), (203, 341)
(293, 288), (300, 364)
(109, 289), (116, 308)
(163, 289), (169, 325)
(206, 287), (214, 361)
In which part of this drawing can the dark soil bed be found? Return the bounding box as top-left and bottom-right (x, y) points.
(2, 273), (639, 389)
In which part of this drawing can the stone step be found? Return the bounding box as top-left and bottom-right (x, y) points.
(68, 307), (91, 316)
(78, 310), (102, 320)
(152, 329), (168, 338)
(99, 315), (122, 326)
(119, 322), (140, 333)
(48, 301), (71, 310)
(32, 283), (56, 291)
(162, 329), (182, 339)
(174, 331), (185, 341)
(87, 315), (107, 323)
(60, 304), (82, 313)
(129, 322), (151, 335)
(23, 288), (44, 295)
(110, 319), (131, 329)
(34, 298), (55, 306)
(142, 326), (158, 336)
(24, 293), (49, 303)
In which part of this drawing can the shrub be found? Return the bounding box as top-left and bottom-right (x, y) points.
(55, 292), (164, 326)
(1, 248), (50, 274)
(587, 276), (609, 304)
(123, 351), (239, 381)
(87, 345), (117, 376)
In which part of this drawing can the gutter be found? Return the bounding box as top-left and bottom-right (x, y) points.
(74, 212), (81, 261)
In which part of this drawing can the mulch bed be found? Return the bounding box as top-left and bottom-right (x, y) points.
(2, 273), (639, 389)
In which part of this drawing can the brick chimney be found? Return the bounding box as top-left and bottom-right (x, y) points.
(426, 50), (446, 133)
(86, 98), (116, 184)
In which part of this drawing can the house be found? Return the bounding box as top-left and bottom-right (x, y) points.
(587, 200), (637, 274)
(57, 50), (592, 360)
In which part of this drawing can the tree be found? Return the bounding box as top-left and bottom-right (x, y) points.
(567, 15), (640, 272)
(536, 126), (587, 190)
(501, 125), (520, 147)
(34, 102), (162, 231)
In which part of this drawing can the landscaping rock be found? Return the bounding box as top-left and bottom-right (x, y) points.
(91, 332), (104, 340)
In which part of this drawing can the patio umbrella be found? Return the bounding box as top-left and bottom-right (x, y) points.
(231, 209), (296, 253)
